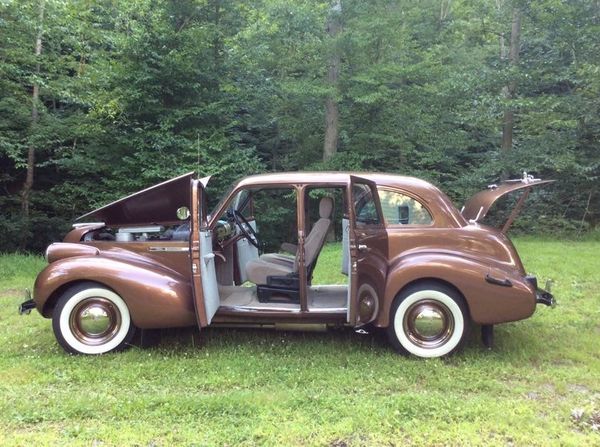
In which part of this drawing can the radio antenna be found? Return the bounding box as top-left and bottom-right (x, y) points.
(197, 133), (200, 174)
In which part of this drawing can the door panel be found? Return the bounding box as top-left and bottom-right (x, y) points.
(190, 179), (220, 327)
(348, 176), (388, 326)
(200, 230), (219, 324)
(236, 220), (259, 283)
(342, 217), (352, 322)
(341, 217), (350, 276)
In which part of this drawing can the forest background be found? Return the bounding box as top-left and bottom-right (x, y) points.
(1, 0), (599, 252)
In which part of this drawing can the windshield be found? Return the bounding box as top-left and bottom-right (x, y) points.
(207, 180), (238, 221)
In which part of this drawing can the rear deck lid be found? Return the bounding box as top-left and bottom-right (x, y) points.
(462, 173), (554, 233)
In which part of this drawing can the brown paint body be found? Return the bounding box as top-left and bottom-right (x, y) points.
(32, 172), (549, 330)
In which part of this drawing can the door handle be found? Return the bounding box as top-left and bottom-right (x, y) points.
(485, 274), (512, 287)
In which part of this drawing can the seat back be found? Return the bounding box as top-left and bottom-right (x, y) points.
(245, 197), (333, 288)
(298, 197), (333, 277)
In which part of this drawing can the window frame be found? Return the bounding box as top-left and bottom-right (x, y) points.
(376, 187), (435, 228)
(352, 182), (385, 229)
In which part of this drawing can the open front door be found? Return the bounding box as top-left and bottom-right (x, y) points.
(347, 176), (388, 327)
(190, 179), (220, 327)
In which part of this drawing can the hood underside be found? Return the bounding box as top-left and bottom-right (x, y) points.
(76, 172), (196, 226)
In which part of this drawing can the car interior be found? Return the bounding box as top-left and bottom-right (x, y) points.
(208, 186), (351, 313)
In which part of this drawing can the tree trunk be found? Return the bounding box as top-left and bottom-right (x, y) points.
(323, 0), (342, 163)
(439, 0), (452, 23)
(500, 7), (520, 170)
(212, 0), (222, 69)
(21, 0), (45, 219)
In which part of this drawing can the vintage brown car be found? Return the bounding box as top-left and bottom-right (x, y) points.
(20, 172), (555, 357)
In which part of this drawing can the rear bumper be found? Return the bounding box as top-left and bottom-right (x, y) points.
(536, 289), (556, 307)
(19, 289), (36, 315)
(526, 275), (556, 308)
(19, 299), (36, 315)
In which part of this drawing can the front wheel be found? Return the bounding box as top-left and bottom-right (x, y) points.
(387, 282), (470, 358)
(52, 283), (136, 355)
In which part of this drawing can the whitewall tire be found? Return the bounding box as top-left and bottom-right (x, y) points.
(387, 281), (469, 358)
(52, 283), (136, 355)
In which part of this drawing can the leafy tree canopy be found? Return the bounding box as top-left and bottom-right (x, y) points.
(1, 0), (598, 251)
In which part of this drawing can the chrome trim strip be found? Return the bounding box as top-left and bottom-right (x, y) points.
(72, 222), (105, 228)
(307, 307), (347, 313)
(223, 305), (301, 312)
(218, 305), (348, 313)
(148, 246), (189, 252)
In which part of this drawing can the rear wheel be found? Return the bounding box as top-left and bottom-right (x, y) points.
(52, 283), (135, 355)
(387, 281), (469, 358)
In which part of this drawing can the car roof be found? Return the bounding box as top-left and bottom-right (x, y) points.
(234, 172), (466, 227)
(238, 171), (429, 191)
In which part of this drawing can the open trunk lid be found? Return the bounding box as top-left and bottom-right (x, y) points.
(462, 173), (554, 233)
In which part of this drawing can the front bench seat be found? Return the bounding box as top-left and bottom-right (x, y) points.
(245, 197), (333, 285)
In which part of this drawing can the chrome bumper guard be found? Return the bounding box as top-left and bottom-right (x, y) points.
(19, 299), (36, 315)
(536, 289), (556, 308)
(526, 276), (556, 308)
(19, 289), (36, 315)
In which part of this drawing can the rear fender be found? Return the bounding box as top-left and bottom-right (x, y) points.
(34, 257), (196, 329)
(378, 252), (536, 327)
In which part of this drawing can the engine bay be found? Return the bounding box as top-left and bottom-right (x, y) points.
(76, 217), (236, 244)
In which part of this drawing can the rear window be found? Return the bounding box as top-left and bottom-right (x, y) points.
(378, 189), (432, 225)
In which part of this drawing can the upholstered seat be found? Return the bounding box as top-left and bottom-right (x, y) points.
(245, 197), (333, 285)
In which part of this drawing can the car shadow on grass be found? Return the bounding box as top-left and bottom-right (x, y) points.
(134, 324), (395, 356)
(133, 323), (533, 361)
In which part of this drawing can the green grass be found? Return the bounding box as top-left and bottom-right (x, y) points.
(0, 253), (47, 291)
(1, 239), (599, 446)
(312, 242), (347, 285)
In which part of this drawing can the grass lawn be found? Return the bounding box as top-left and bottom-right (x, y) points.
(0, 238), (599, 446)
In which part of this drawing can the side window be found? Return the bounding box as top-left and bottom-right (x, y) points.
(353, 184), (381, 226)
(378, 189), (433, 225)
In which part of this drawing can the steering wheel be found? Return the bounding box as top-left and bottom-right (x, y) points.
(232, 209), (260, 249)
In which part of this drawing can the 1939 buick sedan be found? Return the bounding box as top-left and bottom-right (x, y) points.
(20, 172), (555, 358)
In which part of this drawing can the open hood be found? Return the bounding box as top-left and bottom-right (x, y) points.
(77, 172), (197, 226)
(462, 174), (554, 233)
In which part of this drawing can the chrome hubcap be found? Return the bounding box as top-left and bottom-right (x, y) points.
(403, 300), (454, 348)
(70, 298), (121, 345)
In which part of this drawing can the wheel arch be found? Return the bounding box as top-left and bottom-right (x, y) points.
(34, 256), (197, 329)
(379, 251), (537, 327)
(42, 280), (113, 318)
(379, 277), (470, 328)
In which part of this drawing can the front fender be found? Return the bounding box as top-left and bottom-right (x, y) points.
(33, 256), (196, 329)
(378, 252), (536, 327)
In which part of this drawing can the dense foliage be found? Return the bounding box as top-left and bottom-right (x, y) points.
(1, 0), (598, 252)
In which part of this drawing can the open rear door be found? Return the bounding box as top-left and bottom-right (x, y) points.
(462, 174), (554, 233)
(347, 176), (388, 326)
(190, 179), (220, 327)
